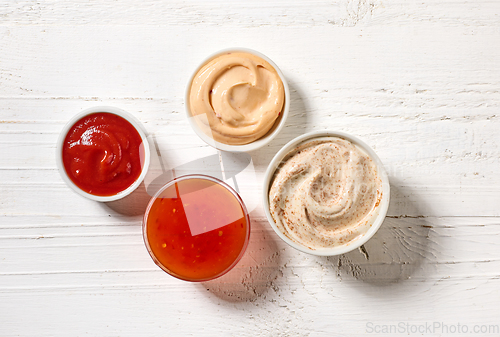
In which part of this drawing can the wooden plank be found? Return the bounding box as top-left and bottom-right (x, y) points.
(0, 217), (499, 335)
(1, 95), (500, 216)
(1, 0), (499, 29)
(1, 0), (500, 335)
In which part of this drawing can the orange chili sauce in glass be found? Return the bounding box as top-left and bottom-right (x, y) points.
(143, 176), (250, 281)
(62, 112), (144, 196)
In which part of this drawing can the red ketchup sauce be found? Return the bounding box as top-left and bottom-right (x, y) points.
(62, 112), (144, 196)
(144, 177), (250, 281)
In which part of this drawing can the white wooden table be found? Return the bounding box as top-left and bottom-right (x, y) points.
(1, 1), (499, 336)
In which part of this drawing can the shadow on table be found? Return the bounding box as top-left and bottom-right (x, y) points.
(100, 181), (151, 217)
(325, 178), (433, 285)
(199, 216), (284, 303)
(276, 78), (310, 143)
(197, 78), (310, 303)
(98, 135), (170, 217)
(248, 79), (310, 170)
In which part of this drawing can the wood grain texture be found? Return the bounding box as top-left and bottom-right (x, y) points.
(1, 0), (500, 336)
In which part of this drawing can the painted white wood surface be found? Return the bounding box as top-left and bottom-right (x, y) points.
(1, 1), (499, 336)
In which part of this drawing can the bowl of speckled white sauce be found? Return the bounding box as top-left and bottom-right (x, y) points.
(262, 130), (390, 256)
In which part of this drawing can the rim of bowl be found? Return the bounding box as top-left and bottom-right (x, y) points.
(185, 47), (290, 153)
(55, 106), (151, 202)
(262, 130), (391, 256)
(142, 174), (251, 282)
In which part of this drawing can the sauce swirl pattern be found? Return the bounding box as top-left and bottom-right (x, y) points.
(189, 52), (285, 145)
(62, 113), (144, 196)
(269, 137), (383, 249)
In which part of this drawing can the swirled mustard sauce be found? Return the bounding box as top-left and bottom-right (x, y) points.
(188, 52), (285, 145)
(268, 137), (383, 249)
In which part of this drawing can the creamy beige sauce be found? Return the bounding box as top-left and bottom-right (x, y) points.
(189, 52), (285, 145)
(268, 137), (383, 249)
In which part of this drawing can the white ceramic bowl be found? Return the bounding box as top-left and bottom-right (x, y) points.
(262, 130), (390, 256)
(56, 106), (150, 202)
(185, 48), (290, 152)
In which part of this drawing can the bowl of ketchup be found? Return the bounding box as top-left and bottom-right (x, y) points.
(143, 175), (250, 282)
(56, 106), (150, 202)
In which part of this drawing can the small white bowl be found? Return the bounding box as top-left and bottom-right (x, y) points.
(56, 106), (151, 202)
(262, 130), (390, 256)
(185, 48), (290, 152)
